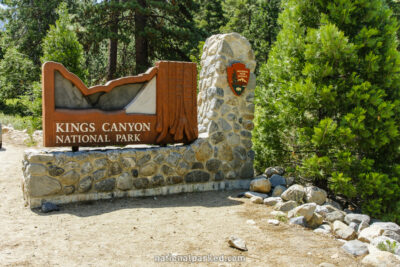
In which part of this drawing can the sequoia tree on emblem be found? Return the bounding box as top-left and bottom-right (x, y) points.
(227, 62), (250, 96)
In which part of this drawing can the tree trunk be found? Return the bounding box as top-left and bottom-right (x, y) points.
(135, 0), (149, 74)
(107, 0), (119, 81)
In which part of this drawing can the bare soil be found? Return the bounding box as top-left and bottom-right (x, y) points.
(0, 132), (363, 266)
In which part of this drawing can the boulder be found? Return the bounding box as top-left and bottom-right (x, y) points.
(250, 196), (263, 204)
(344, 213), (370, 225)
(281, 184), (305, 203)
(333, 220), (357, 240)
(274, 200), (298, 212)
(305, 186), (327, 205)
(271, 185), (286, 197)
(325, 211), (345, 223)
(371, 236), (400, 256)
(324, 199), (343, 210)
(362, 246), (400, 266)
(371, 222), (400, 235)
(308, 213), (324, 228)
(359, 226), (385, 243)
(315, 205), (330, 217)
(341, 240), (369, 256)
(288, 203), (317, 221)
(264, 166), (284, 177)
(314, 224), (331, 235)
(289, 216), (307, 227)
(264, 197), (282, 206)
(244, 191), (268, 199)
(358, 221), (369, 233)
(269, 174), (286, 187)
(249, 177), (271, 193)
(285, 176), (295, 186)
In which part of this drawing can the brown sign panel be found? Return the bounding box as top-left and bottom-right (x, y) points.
(227, 62), (250, 96)
(42, 61), (198, 147)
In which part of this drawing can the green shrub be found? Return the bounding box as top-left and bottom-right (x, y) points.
(254, 0), (400, 222)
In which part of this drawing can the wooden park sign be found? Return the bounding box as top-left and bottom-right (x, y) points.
(42, 61), (198, 147)
(227, 62), (250, 96)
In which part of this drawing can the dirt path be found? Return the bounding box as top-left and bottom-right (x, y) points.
(0, 138), (363, 266)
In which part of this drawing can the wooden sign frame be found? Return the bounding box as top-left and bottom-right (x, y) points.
(42, 61), (198, 147)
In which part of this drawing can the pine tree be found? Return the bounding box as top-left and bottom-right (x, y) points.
(254, 0), (400, 221)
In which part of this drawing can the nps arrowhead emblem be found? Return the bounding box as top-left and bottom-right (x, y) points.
(227, 62), (250, 96)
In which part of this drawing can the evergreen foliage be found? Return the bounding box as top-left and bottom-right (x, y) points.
(254, 0), (400, 221)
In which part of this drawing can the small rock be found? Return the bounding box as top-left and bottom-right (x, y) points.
(269, 174), (286, 187)
(264, 197), (282, 206)
(270, 211), (286, 217)
(308, 213), (324, 228)
(285, 176), (295, 186)
(244, 191), (268, 199)
(250, 196), (263, 204)
(324, 199), (342, 210)
(359, 226), (385, 243)
(281, 184), (305, 203)
(358, 221), (369, 233)
(362, 247), (400, 266)
(41, 202), (60, 213)
(289, 216), (307, 227)
(314, 224), (331, 234)
(228, 236), (248, 251)
(319, 263), (336, 267)
(268, 219), (280, 226)
(341, 240), (369, 256)
(249, 176), (271, 193)
(315, 205), (330, 217)
(305, 186), (327, 205)
(333, 220), (357, 240)
(271, 185), (286, 197)
(246, 219), (256, 225)
(325, 211), (345, 223)
(344, 213), (370, 225)
(275, 200), (298, 212)
(314, 228), (331, 235)
(288, 203), (317, 221)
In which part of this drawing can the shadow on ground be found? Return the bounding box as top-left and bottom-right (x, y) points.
(32, 189), (246, 218)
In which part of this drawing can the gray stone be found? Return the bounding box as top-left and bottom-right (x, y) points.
(94, 178), (116, 192)
(161, 165), (174, 175)
(93, 169), (107, 181)
(226, 113), (237, 122)
(226, 171), (238, 179)
(244, 191), (268, 199)
(264, 197), (282, 206)
(265, 166), (285, 177)
(78, 176), (92, 193)
(117, 172), (133, 190)
(210, 98), (224, 110)
(272, 185), (286, 197)
(324, 199), (343, 210)
(344, 213), (370, 225)
(281, 184), (305, 203)
(319, 263), (336, 267)
(246, 92), (254, 102)
(325, 211), (345, 223)
(371, 236), (400, 255)
(206, 159), (222, 172)
(48, 165), (65, 176)
(140, 163), (157, 176)
(214, 171), (224, 181)
(133, 178), (149, 189)
(358, 221), (369, 233)
(228, 236), (247, 251)
(176, 161), (190, 176)
(185, 171), (210, 183)
(151, 175), (165, 187)
(183, 148), (196, 163)
(333, 220), (357, 240)
(241, 139), (252, 149)
(220, 104), (231, 116)
(362, 248), (400, 266)
(315, 205), (330, 217)
(275, 200), (298, 212)
(371, 222), (400, 235)
(269, 174), (286, 187)
(314, 224), (331, 235)
(63, 185), (74, 195)
(110, 162), (122, 176)
(250, 196), (263, 204)
(137, 154), (151, 166)
(247, 150), (255, 160)
(191, 162), (204, 169)
(153, 154), (165, 164)
(28, 175), (62, 197)
(166, 152), (182, 166)
(305, 186), (327, 205)
(240, 161), (254, 179)
(26, 164), (47, 176)
(218, 118), (232, 132)
(341, 240), (369, 256)
(41, 202), (60, 213)
(207, 121), (219, 133)
(349, 222), (359, 231)
(210, 132), (225, 145)
(285, 176), (295, 186)
(166, 176), (183, 185)
(60, 170), (80, 186)
(249, 177), (271, 193)
(288, 203), (317, 221)
(240, 130), (252, 139)
(359, 226), (385, 243)
(233, 146), (247, 161)
(207, 87), (224, 98)
(81, 162), (93, 174)
(307, 213), (324, 228)
(289, 216), (307, 227)
(382, 230), (400, 243)
(94, 158), (108, 169)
